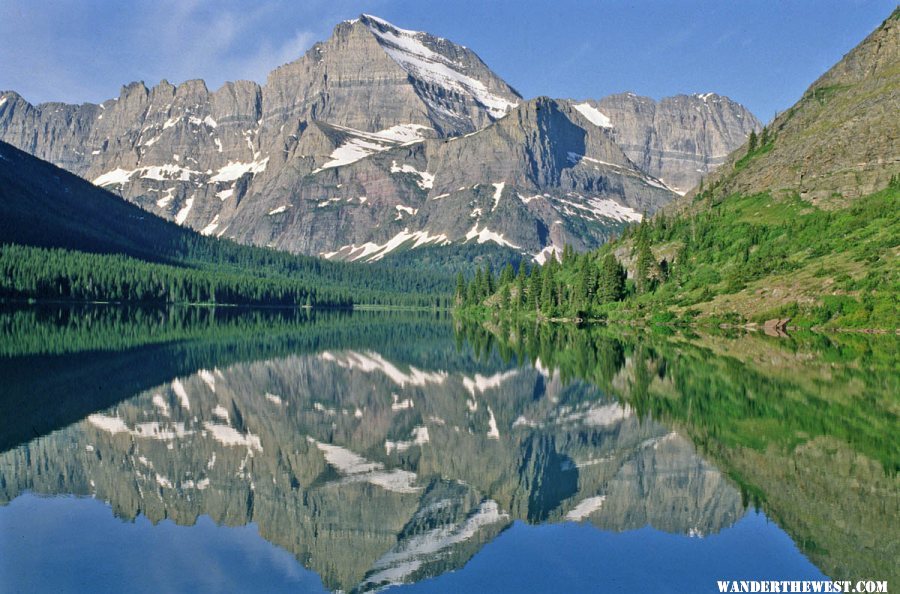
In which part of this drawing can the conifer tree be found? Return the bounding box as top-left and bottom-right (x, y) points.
(527, 267), (541, 311)
(516, 263), (528, 307)
(597, 254), (625, 303)
(540, 270), (555, 316)
(499, 284), (511, 310)
(500, 262), (515, 286)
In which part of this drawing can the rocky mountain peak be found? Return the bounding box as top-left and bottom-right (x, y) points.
(359, 13), (521, 127)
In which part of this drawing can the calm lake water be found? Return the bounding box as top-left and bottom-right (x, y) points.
(0, 306), (896, 592)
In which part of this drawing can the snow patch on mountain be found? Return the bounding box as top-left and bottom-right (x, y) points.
(573, 102), (612, 128)
(364, 15), (517, 119)
(533, 244), (563, 265)
(209, 158), (268, 182)
(174, 197), (194, 225)
(321, 228), (451, 262)
(390, 161), (435, 189)
(464, 224), (520, 249)
(315, 125), (430, 172)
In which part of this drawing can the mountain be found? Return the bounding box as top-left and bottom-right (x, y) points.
(693, 9), (900, 204)
(0, 138), (208, 262)
(569, 93), (760, 194)
(0, 14), (757, 263)
(222, 96), (675, 262)
(459, 9), (899, 330)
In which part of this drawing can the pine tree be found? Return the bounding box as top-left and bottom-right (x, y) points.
(747, 129), (758, 153)
(634, 233), (655, 295)
(597, 254), (625, 303)
(515, 263), (528, 308)
(500, 262), (515, 286)
(527, 267), (541, 311)
(499, 284), (511, 310)
(473, 267), (484, 301)
(540, 269), (555, 316)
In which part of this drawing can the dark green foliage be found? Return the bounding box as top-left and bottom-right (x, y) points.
(0, 244), (455, 308)
(732, 127), (777, 173)
(455, 272), (466, 304)
(0, 244), (347, 307)
(457, 242), (633, 319)
(377, 242), (526, 275)
(597, 254), (626, 303)
(633, 220), (656, 295)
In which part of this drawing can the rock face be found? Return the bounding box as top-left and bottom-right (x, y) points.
(568, 93), (761, 194)
(224, 97), (675, 261)
(0, 13), (757, 262)
(694, 9), (900, 204)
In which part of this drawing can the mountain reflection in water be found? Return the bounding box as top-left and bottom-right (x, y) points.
(0, 307), (895, 591)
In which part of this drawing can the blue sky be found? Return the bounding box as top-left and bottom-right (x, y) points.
(0, 1), (894, 121)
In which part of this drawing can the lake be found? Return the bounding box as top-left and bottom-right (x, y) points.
(0, 306), (896, 592)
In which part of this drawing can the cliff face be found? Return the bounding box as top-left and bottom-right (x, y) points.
(574, 93), (761, 195)
(223, 97), (675, 261)
(0, 347), (743, 592)
(0, 14), (757, 262)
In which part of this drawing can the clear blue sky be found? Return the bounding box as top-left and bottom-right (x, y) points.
(1, 0), (895, 122)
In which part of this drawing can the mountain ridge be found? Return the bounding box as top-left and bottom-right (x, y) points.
(685, 8), (899, 205)
(0, 14), (758, 264)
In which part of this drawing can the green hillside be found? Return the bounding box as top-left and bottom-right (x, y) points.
(456, 9), (900, 330)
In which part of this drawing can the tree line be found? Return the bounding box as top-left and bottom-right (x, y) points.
(455, 243), (629, 318)
(0, 244), (454, 308)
